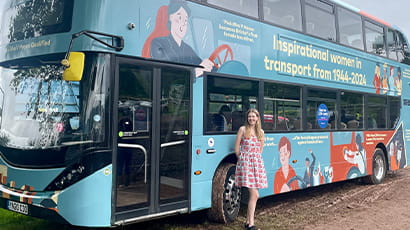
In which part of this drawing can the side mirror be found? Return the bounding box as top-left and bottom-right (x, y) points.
(62, 52), (85, 81)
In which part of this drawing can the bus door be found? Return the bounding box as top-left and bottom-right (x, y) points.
(114, 58), (191, 222)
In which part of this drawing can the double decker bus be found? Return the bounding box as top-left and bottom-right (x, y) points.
(0, 0), (409, 227)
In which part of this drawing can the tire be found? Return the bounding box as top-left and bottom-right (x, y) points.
(363, 148), (387, 184)
(207, 163), (241, 223)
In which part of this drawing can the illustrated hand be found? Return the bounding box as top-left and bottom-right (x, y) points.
(195, 59), (213, 77)
(280, 183), (291, 193)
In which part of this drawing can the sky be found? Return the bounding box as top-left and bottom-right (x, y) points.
(342, 0), (410, 37)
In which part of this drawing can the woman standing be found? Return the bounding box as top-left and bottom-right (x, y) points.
(234, 109), (267, 230)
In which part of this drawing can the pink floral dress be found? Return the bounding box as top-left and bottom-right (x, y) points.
(235, 136), (268, 189)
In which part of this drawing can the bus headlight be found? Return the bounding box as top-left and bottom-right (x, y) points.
(46, 164), (85, 191)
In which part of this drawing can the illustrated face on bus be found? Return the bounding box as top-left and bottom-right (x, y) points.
(305, 158), (310, 167)
(169, 7), (189, 44)
(383, 65), (387, 76)
(279, 143), (291, 166)
(375, 65), (380, 77)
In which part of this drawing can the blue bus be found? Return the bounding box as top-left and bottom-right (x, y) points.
(0, 0), (409, 227)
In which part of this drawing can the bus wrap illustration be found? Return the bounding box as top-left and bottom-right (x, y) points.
(141, 1), (249, 77)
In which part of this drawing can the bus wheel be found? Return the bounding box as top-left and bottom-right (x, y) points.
(207, 163), (241, 223)
(364, 148), (387, 184)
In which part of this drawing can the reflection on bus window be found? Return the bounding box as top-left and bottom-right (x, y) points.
(306, 89), (336, 130)
(338, 7), (364, 50)
(0, 0), (73, 44)
(368, 96), (387, 129)
(263, 83), (301, 131)
(390, 97), (400, 128)
(0, 88), (3, 128)
(365, 21), (386, 56)
(263, 0), (302, 31)
(207, 0), (258, 18)
(340, 92), (364, 130)
(387, 29), (398, 60)
(206, 76), (258, 133)
(397, 32), (409, 63)
(305, 0), (336, 41)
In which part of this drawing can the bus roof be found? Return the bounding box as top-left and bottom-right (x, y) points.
(330, 0), (391, 27)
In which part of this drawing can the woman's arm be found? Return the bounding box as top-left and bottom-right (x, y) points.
(234, 126), (244, 158)
(260, 129), (265, 153)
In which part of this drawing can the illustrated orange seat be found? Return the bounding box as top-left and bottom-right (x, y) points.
(141, 6), (170, 58)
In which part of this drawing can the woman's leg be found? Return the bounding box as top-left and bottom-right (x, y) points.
(247, 188), (259, 227)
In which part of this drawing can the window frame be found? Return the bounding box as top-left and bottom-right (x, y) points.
(204, 71), (400, 135)
(262, 0), (303, 32)
(364, 20), (387, 56)
(206, 0), (259, 18)
(304, 0), (337, 41)
(263, 81), (302, 132)
(204, 74), (260, 134)
(337, 6), (364, 50)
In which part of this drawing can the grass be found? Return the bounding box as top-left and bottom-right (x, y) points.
(0, 209), (62, 230)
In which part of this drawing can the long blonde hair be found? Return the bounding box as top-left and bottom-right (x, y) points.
(244, 109), (263, 141)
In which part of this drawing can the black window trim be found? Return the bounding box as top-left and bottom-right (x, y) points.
(203, 70), (401, 135)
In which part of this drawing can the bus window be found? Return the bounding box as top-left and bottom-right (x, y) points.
(263, 83), (301, 131)
(0, 0), (73, 44)
(365, 21), (386, 57)
(0, 89), (3, 128)
(305, 0), (336, 41)
(338, 7), (364, 50)
(306, 89), (336, 130)
(262, 0), (302, 32)
(389, 96), (400, 128)
(207, 0), (259, 18)
(397, 31), (409, 63)
(367, 96), (387, 129)
(206, 76), (258, 132)
(387, 29), (398, 61)
(340, 92), (364, 130)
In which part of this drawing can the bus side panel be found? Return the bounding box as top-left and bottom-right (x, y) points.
(190, 135), (236, 211)
(57, 165), (113, 227)
(400, 69), (410, 167)
(191, 128), (402, 208)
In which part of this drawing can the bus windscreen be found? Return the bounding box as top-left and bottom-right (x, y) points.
(0, 0), (73, 44)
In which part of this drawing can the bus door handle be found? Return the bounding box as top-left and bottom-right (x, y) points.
(160, 140), (186, 148)
(118, 143), (148, 183)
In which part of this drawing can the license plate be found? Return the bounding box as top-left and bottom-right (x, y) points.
(7, 200), (28, 215)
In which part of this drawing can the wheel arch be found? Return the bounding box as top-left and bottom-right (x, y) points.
(207, 154), (241, 223)
(209, 153), (237, 182)
(363, 144), (388, 184)
(375, 142), (389, 170)
(219, 152), (237, 166)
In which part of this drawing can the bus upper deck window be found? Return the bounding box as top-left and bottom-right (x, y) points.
(338, 7), (364, 50)
(262, 0), (302, 32)
(365, 21), (386, 57)
(387, 29), (399, 61)
(305, 1), (336, 41)
(208, 0), (258, 18)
